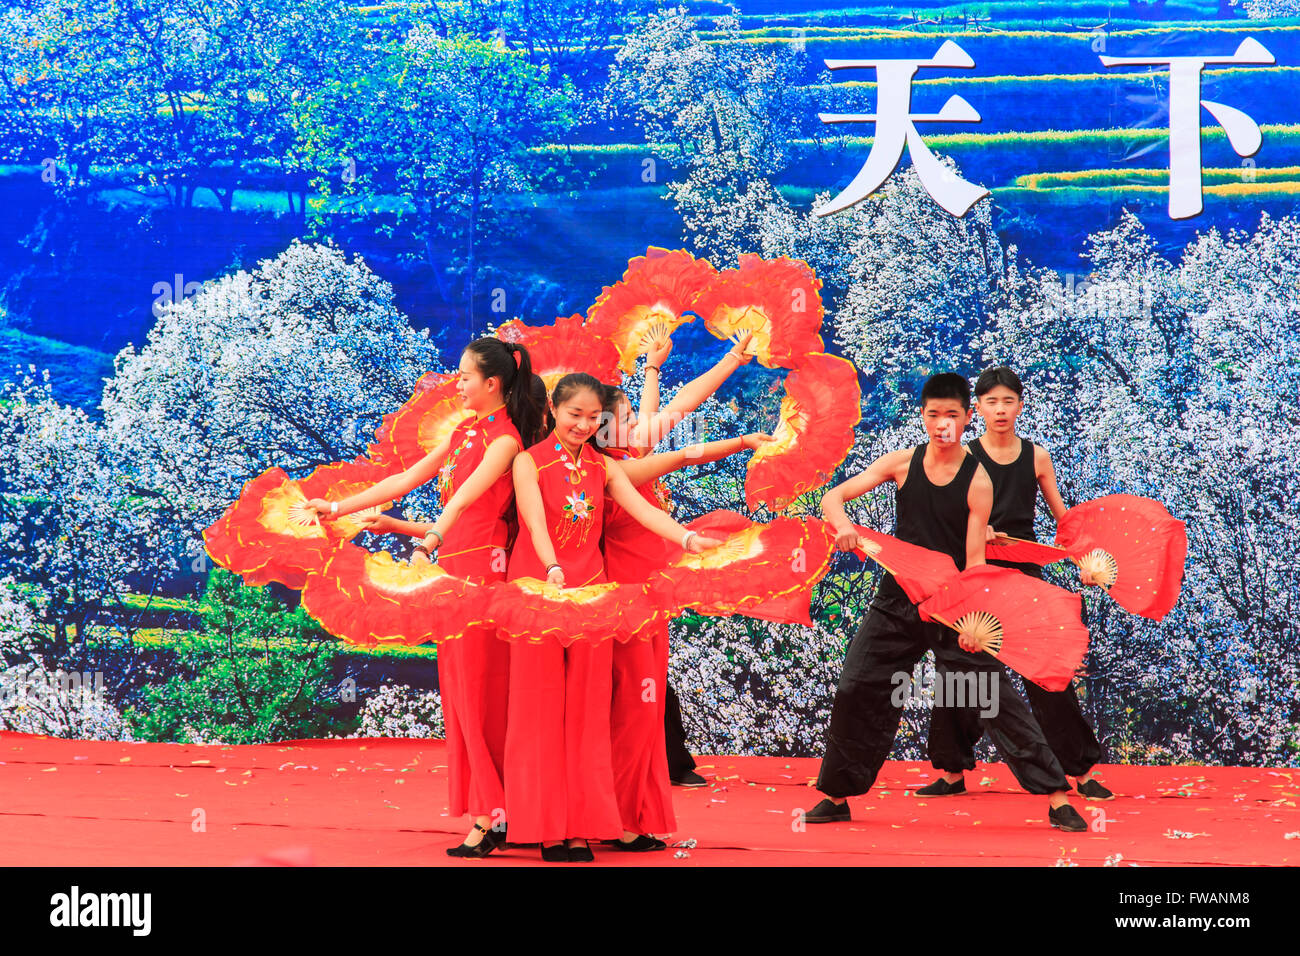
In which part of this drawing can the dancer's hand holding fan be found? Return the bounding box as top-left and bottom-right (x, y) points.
(842, 524), (960, 604)
(203, 458), (397, 589)
(693, 254), (826, 369)
(982, 494), (1187, 621)
(585, 248), (717, 374)
(1055, 494), (1187, 620)
(917, 564), (1090, 692)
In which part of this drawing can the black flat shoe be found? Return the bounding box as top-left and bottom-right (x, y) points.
(1076, 778), (1115, 801)
(609, 834), (667, 851)
(1049, 804), (1088, 832)
(671, 771), (708, 787)
(446, 823), (503, 858)
(540, 843), (569, 862)
(565, 841), (594, 862)
(803, 797), (851, 824)
(916, 777), (967, 796)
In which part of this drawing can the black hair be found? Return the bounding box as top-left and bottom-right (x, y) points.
(464, 338), (544, 446)
(526, 373), (548, 445)
(920, 372), (972, 410)
(974, 366), (1024, 399)
(545, 372), (604, 436)
(591, 383), (630, 453)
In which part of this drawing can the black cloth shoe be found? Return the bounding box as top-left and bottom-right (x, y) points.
(1049, 804), (1088, 832)
(916, 777), (967, 796)
(446, 823), (503, 858)
(607, 834), (667, 851)
(566, 841), (594, 862)
(540, 843), (569, 862)
(1076, 778), (1115, 801)
(803, 798), (851, 824)
(671, 770), (708, 787)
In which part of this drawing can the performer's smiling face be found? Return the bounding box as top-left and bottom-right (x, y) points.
(976, 385), (1023, 434)
(456, 350), (500, 410)
(921, 397), (973, 446)
(551, 386), (604, 449)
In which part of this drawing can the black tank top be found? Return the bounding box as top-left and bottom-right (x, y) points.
(968, 435), (1043, 579)
(876, 444), (978, 603)
(967, 436), (1037, 540)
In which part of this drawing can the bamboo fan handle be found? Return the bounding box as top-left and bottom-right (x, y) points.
(952, 610), (1003, 655)
(287, 501), (322, 528)
(1074, 548), (1119, 588)
(638, 320), (675, 353)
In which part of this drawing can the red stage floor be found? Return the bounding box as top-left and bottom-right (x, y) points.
(1, 731), (1296, 866)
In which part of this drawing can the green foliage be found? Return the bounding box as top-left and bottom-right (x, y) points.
(124, 569), (359, 744)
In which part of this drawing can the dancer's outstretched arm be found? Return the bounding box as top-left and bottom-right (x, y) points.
(820, 449), (912, 550)
(361, 435), (520, 561)
(512, 452), (563, 586)
(307, 435), (453, 517)
(617, 432), (773, 486)
(605, 460), (722, 551)
(1033, 444), (1096, 584)
(637, 337), (673, 429)
(631, 333), (752, 451)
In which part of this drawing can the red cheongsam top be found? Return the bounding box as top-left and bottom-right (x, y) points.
(435, 402), (523, 585)
(507, 429), (610, 588)
(601, 445), (674, 584)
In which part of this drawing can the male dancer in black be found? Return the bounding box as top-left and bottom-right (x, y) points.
(804, 373), (1087, 831)
(919, 367), (1113, 800)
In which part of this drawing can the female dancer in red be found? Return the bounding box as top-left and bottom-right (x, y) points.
(307, 338), (543, 858)
(596, 333), (766, 847)
(505, 372), (723, 862)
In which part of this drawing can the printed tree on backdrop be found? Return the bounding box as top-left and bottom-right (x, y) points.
(300, 27), (577, 327)
(981, 210), (1300, 765)
(0, 240), (441, 663)
(0, 369), (189, 663)
(0, 0), (365, 216)
(607, 6), (812, 268)
(609, 8), (1008, 425)
(99, 240), (443, 566)
(125, 568), (357, 744)
(414, 0), (656, 99)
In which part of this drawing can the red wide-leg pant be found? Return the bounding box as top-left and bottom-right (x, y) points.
(610, 620), (675, 834)
(504, 636), (623, 843)
(439, 624), (510, 819)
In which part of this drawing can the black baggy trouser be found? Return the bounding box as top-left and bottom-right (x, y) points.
(664, 682), (697, 779)
(926, 562), (1103, 778)
(928, 678), (1103, 777)
(816, 592), (1070, 799)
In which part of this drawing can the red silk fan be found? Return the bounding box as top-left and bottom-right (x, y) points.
(203, 458), (397, 589)
(1055, 494), (1187, 621)
(745, 353), (862, 512)
(495, 313), (622, 391)
(985, 535), (1074, 567)
(488, 578), (651, 646)
(918, 564), (1089, 692)
(847, 525), (959, 604)
(367, 370), (470, 470)
(647, 510), (835, 626)
(586, 247), (717, 373)
(300, 542), (477, 647)
(694, 254), (825, 369)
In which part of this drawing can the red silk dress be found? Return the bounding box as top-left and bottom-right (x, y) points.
(503, 430), (623, 843)
(434, 402), (521, 820)
(602, 445), (676, 835)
